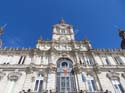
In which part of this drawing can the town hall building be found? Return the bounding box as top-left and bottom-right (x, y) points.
(0, 19), (125, 93)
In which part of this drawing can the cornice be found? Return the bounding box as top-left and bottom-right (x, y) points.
(91, 48), (125, 54)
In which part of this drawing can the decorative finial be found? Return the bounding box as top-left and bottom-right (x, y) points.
(119, 29), (125, 49)
(59, 18), (65, 24)
(0, 27), (3, 35)
(0, 24), (7, 48)
(37, 35), (42, 44)
(0, 24), (7, 35)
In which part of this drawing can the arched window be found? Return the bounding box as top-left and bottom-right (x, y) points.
(34, 73), (43, 93)
(56, 58), (76, 93)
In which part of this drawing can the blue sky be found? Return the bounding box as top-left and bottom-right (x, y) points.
(0, 0), (125, 48)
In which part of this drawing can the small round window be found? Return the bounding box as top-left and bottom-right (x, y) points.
(62, 62), (68, 68)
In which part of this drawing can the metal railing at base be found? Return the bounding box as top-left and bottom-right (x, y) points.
(19, 91), (111, 93)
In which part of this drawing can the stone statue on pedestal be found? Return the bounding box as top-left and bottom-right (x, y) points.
(0, 27), (3, 48)
(119, 29), (125, 49)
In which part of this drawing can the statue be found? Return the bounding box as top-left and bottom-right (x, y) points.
(119, 29), (125, 49)
(0, 24), (6, 48)
(0, 27), (3, 48)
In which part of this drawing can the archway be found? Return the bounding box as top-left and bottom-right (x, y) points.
(56, 58), (76, 93)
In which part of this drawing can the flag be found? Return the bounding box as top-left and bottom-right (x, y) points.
(63, 68), (68, 75)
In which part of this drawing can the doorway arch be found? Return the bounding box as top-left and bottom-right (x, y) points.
(56, 58), (76, 93)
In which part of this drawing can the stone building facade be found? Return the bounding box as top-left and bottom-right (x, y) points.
(0, 20), (125, 93)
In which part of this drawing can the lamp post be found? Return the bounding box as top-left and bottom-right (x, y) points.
(119, 29), (125, 49)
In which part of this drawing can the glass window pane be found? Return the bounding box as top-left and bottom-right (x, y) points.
(91, 80), (96, 91)
(62, 62), (68, 68)
(34, 80), (39, 91)
(105, 58), (110, 64)
(38, 80), (43, 92)
(88, 80), (92, 91)
(118, 84), (124, 92)
(82, 74), (86, 82)
(66, 77), (69, 88)
(61, 77), (65, 88)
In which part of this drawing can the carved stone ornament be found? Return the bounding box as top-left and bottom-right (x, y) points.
(93, 63), (101, 74)
(73, 63), (82, 74)
(0, 70), (6, 80)
(8, 70), (22, 81)
(121, 72), (125, 78)
(47, 63), (56, 73)
(107, 71), (120, 80)
(25, 65), (36, 74)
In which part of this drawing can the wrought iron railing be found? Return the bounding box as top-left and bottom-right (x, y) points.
(19, 90), (111, 93)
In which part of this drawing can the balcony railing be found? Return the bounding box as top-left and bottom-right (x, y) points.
(19, 90), (111, 93)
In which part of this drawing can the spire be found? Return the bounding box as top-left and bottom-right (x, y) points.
(59, 18), (65, 24)
(83, 37), (90, 43)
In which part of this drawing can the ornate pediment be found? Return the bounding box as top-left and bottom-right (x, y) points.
(8, 70), (22, 81)
(107, 71), (120, 80)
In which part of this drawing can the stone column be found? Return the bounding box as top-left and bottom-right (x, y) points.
(74, 52), (80, 64)
(73, 63), (84, 92)
(7, 70), (22, 93)
(23, 67), (35, 91)
(43, 72), (47, 92)
(46, 65), (56, 92)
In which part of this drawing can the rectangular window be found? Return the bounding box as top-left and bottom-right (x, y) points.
(105, 58), (110, 65)
(22, 56), (26, 64)
(87, 75), (96, 92)
(18, 56), (26, 64)
(114, 56), (123, 65)
(34, 80), (39, 91)
(102, 56), (110, 65)
(87, 56), (94, 65)
(88, 80), (96, 92)
(112, 80), (124, 93)
(91, 80), (96, 91)
(38, 80), (43, 92)
(34, 80), (43, 92)
(82, 73), (86, 82)
(61, 77), (70, 92)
